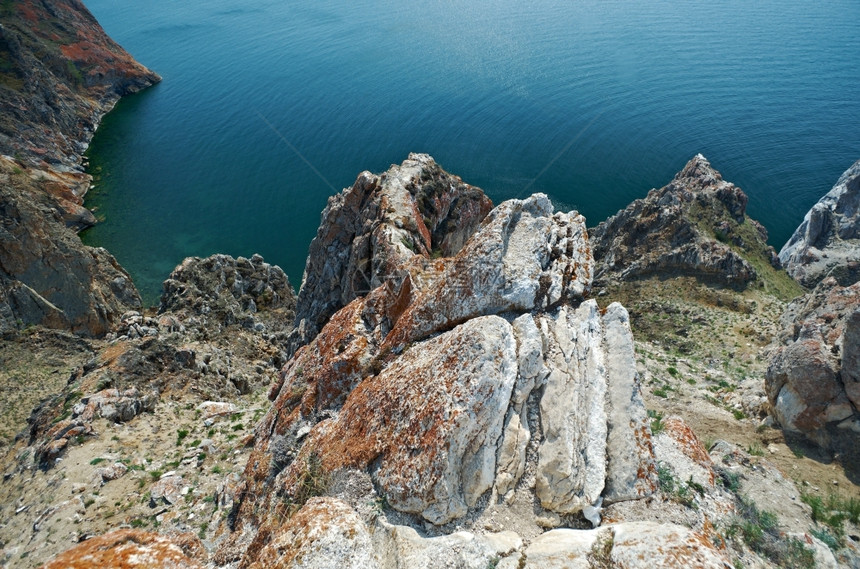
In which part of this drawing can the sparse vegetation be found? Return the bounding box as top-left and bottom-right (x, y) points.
(800, 489), (860, 548)
(725, 496), (815, 569)
(648, 409), (665, 435)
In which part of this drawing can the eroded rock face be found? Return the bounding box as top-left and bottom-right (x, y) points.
(766, 277), (860, 452)
(291, 153), (492, 351)
(160, 253), (296, 338)
(590, 154), (778, 289)
(0, 0), (159, 337)
(780, 159), (860, 288)
(0, 158), (141, 336)
(223, 167), (657, 566)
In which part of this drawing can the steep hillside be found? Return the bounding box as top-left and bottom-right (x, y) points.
(0, 0), (159, 336)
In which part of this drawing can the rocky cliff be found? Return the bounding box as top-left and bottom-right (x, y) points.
(0, 0), (159, 169)
(590, 154), (784, 292)
(1, 3), (858, 566)
(0, 0), (159, 336)
(765, 159), (860, 459)
(780, 159), (860, 288)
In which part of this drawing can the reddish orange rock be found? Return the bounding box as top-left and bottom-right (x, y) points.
(40, 529), (204, 569)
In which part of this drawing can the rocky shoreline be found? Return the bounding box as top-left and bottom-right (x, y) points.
(0, 2), (859, 569)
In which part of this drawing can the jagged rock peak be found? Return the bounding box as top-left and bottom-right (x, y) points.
(590, 154), (779, 289)
(779, 158), (860, 288)
(291, 153), (493, 351)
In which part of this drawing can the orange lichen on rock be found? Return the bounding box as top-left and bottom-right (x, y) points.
(40, 529), (205, 569)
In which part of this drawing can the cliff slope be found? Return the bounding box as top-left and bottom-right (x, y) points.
(0, 0), (160, 336)
(765, 158), (860, 462)
(780, 159), (860, 288)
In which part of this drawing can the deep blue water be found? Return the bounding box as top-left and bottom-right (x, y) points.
(81, 0), (860, 304)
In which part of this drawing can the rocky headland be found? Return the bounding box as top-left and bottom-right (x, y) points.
(0, 0), (159, 337)
(0, 2), (859, 569)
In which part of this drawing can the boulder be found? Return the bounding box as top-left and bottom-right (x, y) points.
(766, 277), (860, 450)
(245, 498), (378, 569)
(517, 523), (728, 569)
(780, 159), (860, 287)
(39, 529), (204, 569)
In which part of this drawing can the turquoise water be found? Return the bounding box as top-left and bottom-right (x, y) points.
(81, 0), (860, 305)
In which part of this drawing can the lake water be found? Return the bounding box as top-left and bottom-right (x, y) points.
(81, 0), (860, 305)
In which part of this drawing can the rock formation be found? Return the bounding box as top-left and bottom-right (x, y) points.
(1, 1), (855, 567)
(291, 153), (493, 352)
(766, 277), (860, 454)
(590, 154), (781, 290)
(25, 253), (295, 469)
(160, 253), (296, 339)
(765, 159), (860, 456)
(0, 157), (140, 336)
(780, 159), (860, 288)
(0, 0), (160, 169)
(0, 0), (160, 336)
(20, 155), (854, 568)
(216, 157), (661, 566)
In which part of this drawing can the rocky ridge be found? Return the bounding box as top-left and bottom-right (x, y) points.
(780, 159), (860, 288)
(591, 154), (788, 296)
(0, 3), (858, 565)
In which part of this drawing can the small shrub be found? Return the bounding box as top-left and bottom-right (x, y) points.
(653, 387), (669, 398)
(718, 468), (741, 493)
(728, 496), (815, 568)
(745, 443), (764, 457)
(667, 366), (679, 377)
(657, 463), (675, 493)
(176, 429), (189, 445)
(811, 527), (840, 551)
(89, 457), (106, 465)
(647, 409), (665, 435)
